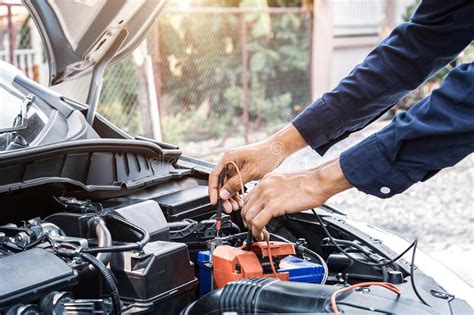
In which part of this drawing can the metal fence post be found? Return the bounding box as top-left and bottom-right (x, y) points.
(311, 0), (334, 100)
(385, 0), (398, 31)
(240, 12), (250, 144)
(145, 53), (163, 141)
(7, 4), (15, 64)
(151, 27), (163, 124)
(307, 10), (313, 104)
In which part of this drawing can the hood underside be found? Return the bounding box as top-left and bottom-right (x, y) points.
(23, 0), (168, 86)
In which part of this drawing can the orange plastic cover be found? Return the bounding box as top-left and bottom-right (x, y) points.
(212, 241), (295, 288)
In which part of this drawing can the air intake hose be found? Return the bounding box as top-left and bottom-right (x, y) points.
(183, 278), (334, 314)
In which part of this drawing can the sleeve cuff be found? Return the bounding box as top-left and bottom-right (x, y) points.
(291, 98), (344, 154)
(340, 133), (413, 198)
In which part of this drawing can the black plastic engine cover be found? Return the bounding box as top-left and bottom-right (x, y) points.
(111, 241), (197, 314)
(110, 200), (170, 242)
(0, 248), (76, 310)
(156, 185), (213, 222)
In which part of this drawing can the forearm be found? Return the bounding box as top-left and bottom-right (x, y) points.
(340, 63), (474, 198)
(266, 124), (308, 159)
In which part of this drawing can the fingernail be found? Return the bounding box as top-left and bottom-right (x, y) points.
(220, 188), (231, 200)
(223, 200), (233, 213)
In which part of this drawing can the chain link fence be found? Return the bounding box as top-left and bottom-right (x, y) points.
(2, 1), (432, 159)
(100, 54), (151, 136)
(99, 7), (313, 156)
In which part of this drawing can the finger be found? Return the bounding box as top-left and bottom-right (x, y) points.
(262, 228), (270, 241)
(243, 200), (264, 227)
(241, 187), (260, 221)
(250, 207), (274, 239)
(223, 200), (233, 214)
(220, 172), (249, 200)
(229, 197), (239, 211)
(235, 195), (244, 208)
(243, 180), (261, 208)
(226, 166), (236, 180)
(251, 225), (264, 241)
(208, 161), (225, 205)
(244, 199), (265, 224)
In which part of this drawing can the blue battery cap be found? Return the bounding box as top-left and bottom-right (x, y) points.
(197, 250), (212, 296)
(278, 255), (324, 284)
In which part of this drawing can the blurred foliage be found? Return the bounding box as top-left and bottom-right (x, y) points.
(158, 0), (311, 143)
(401, 0), (419, 22)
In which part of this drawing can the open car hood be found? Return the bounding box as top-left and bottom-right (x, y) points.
(23, 0), (168, 86)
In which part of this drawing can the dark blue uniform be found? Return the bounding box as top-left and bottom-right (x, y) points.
(292, 0), (474, 198)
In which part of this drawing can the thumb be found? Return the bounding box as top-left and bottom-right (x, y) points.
(220, 175), (245, 200)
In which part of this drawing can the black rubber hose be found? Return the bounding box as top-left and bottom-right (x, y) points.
(81, 213), (150, 254)
(79, 252), (122, 314)
(312, 209), (416, 267)
(312, 209), (430, 307)
(410, 240), (430, 307)
(326, 238), (389, 282)
(55, 248), (122, 314)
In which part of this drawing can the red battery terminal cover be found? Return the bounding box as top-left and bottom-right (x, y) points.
(212, 241), (295, 288)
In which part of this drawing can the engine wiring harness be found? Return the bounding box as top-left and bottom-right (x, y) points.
(311, 209), (431, 309)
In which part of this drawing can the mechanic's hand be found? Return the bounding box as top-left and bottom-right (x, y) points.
(241, 158), (352, 239)
(209, 125), (307, 213)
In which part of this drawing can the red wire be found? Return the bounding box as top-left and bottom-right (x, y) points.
(227, 162), (278, 277)
(265, 235), (278, 277)
(331, 282), (401, 314)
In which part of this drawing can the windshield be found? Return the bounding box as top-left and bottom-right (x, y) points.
(0, 84), (48, 152)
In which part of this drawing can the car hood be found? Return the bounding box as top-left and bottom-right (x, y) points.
(22, 0), (168, 86)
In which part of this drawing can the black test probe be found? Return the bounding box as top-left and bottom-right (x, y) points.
(215, 167), (228, 237)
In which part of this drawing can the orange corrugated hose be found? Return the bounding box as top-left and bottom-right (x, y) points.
(226, 161), (278, 277)
(331, 282), (401, 314)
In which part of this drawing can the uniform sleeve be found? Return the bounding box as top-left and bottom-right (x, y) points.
(340, 63), (474, 198)
(292, 0), (474, 155)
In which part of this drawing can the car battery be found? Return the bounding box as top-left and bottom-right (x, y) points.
(196, 243), (324, 296)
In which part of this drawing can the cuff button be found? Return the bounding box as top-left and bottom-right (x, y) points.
(380, 186), (391, 194)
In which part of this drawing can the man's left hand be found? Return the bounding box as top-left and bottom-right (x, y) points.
(241, 158), (352, 239)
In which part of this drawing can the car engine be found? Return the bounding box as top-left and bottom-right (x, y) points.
(1, 189), (470, 315)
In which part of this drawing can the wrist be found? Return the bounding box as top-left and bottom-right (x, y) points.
(313, 158), (353, 198)
(268, 124), (308, 159)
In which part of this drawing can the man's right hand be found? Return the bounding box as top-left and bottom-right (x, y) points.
(208, 124), (308, 213)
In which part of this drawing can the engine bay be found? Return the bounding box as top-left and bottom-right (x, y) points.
(0, 179), (470, 315)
